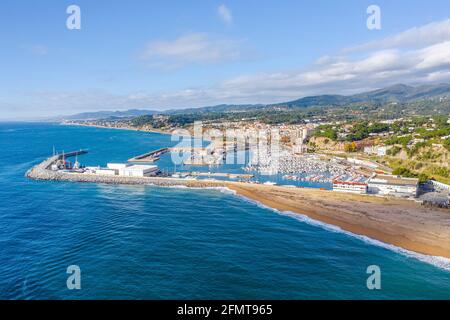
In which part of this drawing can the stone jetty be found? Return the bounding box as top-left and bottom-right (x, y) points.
(26, 151), (227, 188)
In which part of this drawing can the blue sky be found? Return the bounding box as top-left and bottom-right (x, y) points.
(1, 0), (450, 119)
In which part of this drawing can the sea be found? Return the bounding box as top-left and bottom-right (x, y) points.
(1, 122), (450, 299)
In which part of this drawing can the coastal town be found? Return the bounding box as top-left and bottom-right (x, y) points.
(24, 85), (450, 264)
(6, 0), (450, 302)
(26, 136), (450, 260)
(60, 112), (450, 208)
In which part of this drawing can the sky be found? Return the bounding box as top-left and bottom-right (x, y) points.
(1, 0), (450, 120)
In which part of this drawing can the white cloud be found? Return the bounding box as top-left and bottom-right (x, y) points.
(416, 41), (450, 70)
(7, 19), (450, 119)
(345, 19), (450, 53)
(133, 19), (450, 104)
(139, 32), (241, 69)
(17, 36), (450, 118)
(218, 4), (233, 26)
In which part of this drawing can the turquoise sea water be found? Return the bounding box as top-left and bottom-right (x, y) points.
(1, 122), (450, 299)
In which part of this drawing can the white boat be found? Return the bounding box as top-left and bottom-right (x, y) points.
(263, 181), (276, 186)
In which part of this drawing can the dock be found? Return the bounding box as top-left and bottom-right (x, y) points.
(127, 148), (169, 163)
(189, 172), (254, 179)
(26, 150), (231, 188)
(127, 147), (207, 163)
(42, 150), (88, 170)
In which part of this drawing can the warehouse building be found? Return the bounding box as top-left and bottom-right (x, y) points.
(368, 174), (419, 198)
(118, 164), (159, 177)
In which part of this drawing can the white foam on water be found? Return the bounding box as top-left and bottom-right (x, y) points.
(230, 191), (450, 272)
(163, 184), (237, 195)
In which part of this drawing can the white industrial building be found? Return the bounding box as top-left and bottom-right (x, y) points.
(107, 163), (130, 170)
(94, 168), (117, 176)
(368, 174), (419, 198)
(332, 180), (368, 194)
(118, 164), (159, 177)
(87, 163), (160, 177)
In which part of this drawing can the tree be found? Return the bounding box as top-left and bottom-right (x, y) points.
(344, 141), (358, 152)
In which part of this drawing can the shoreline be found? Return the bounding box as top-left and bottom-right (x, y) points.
(61, 122), (213, 142)
(226, 183), (450, 261)
(61, 122), (175, 136)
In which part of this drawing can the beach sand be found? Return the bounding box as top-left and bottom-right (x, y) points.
(221, 182), (450, 259)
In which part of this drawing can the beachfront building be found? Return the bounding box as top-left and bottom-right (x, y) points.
(368, 174), (419, 198)
(332, 180), (368, 194)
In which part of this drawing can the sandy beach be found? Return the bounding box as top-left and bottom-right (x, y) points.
(222, 182), (450, 259)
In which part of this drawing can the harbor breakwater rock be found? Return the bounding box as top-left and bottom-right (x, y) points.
(25, 153), (226, 188)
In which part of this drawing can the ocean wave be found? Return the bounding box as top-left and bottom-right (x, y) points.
(163, 184), (237, 195)
(230, 191), (450, 272)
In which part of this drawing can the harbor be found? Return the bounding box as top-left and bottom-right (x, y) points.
(24, 149), (450, 261)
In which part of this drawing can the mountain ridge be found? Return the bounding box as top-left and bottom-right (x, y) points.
(61, 83), (450, 120)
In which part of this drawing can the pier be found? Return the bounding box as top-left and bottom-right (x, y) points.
(37, 150), (88, 171)
(26, 150), (229, 188)
(189, 172), (254, 179)
(128, 148), (169, 163)
(127, 147), (207, 163)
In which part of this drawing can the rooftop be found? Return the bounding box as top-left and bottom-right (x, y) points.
(127, 165), (158, 170)
(333, 180), (368, 186)
(369, 174), (419, 186)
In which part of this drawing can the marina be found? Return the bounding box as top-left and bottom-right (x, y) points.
(27, 147), (420, 201)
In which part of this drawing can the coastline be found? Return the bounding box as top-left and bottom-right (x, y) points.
(61, 122), (180, 136)
(225, 183), (450, 260)
(26, 154), (450, 260)
(61, 122), (210, 141)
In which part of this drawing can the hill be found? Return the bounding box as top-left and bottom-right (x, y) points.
(274, 83), (450, 108)
(61, 83), (450, 120)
